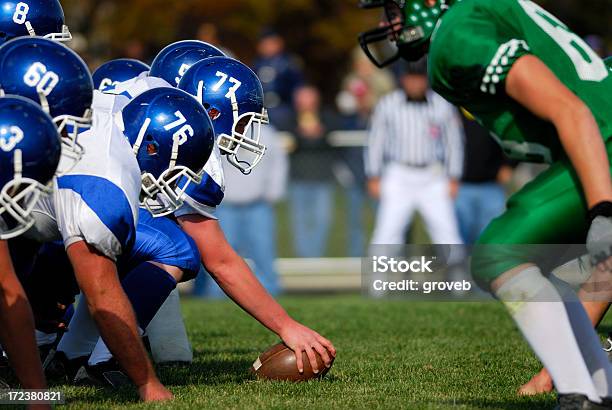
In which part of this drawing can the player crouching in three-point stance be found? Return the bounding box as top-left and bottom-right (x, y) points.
(0, 96), (62, 410)
(359, 0), (612, 408)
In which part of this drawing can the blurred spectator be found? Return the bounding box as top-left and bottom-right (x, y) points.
(454, 110), (513, 244)
(335, 115), (369, 257)
(254, 29), (304, 127)
(197, 23), (221, 46)
(196, 22), (235, 57)
(195, 125), (288, 297)
(123, 39), (146, 61)
(366, 58), (464, 245)
(336, 47), (395, 115)
(335, 49), (394, 256)
(285, 85), (336, 257)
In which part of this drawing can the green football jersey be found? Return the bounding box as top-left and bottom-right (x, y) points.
(429, 0), (611, 164)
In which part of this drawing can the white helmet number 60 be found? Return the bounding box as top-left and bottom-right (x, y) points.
(23, 62), (60, 97)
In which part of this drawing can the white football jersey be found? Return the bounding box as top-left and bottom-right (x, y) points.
(175, 145), (225, 220)
(101, 72), (172, 102)
(26, 91), (141, 261)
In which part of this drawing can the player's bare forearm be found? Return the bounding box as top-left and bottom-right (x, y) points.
(0, 241), (47, 391)
(178, 215), (292, 334)
(179, 215), (336, 371)
(506, 55), (612, 207)
(66, 241), (163, 391)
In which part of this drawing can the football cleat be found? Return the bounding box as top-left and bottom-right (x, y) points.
(43, 351), (87, 384)
(74, 359), (131, 389)
(555, 394), (612, 410)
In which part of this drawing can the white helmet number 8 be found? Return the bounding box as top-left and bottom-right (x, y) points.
(12, 2), (29, 25)
(23, 62), (60, 97)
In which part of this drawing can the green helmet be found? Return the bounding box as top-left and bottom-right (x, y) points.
(358, 0), (450, 67)
(605, 56), (612, 72)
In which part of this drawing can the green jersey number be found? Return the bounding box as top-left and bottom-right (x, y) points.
(519, 0), (608, 82)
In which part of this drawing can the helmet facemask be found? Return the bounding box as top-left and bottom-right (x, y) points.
(37, 92), (90, 175)
(0, 149), (51, 239)
(359, 1), (409, 67)
(25, 21), (72, 43)
(358, 0), (446, 67)
(131, 121), (205, 217)
(216, 95), (269, 175)
(139, 166), (202, 217)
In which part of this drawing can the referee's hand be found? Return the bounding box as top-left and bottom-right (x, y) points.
(367, 178), (381, 199)
(449, 179), (460, 199)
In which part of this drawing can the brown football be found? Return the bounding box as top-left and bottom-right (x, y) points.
(251, 342), (334, 381)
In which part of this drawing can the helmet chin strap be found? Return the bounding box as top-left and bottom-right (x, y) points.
(133, 117), (151, 155)
(25, 21), (36, 36)
(13, 149), (22, 180)
(38, 92), (50, 115)
(231, 93), (239, 123)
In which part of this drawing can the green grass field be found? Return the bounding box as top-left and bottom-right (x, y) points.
(54, 294), (610, 409)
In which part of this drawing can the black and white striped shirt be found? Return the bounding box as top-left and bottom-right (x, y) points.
(365, 89), (464, 178)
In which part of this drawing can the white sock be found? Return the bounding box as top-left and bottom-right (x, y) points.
(550, 275), (612, 398)
(88, 326), (144, 366)
(57, 295), (99, 360)
(495, 266), (601, 402)
(88, 338), (113, 366)
(146, 288), (192, 363)
(35, 330), (57, 346)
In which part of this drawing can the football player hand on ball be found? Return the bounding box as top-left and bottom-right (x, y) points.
(278, 320), (336, 374)
(586, 201), (612, 272)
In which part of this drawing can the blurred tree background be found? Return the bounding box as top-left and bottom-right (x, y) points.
(61, 0), (610, 103)
(58, 0), (610, 258)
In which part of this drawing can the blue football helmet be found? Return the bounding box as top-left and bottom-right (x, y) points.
(0, 95), (61, 239)
(92, 58), (150, 90)
(120, 87), (215, 216)
(178, 56), (268, 174)
(0, 37), (93, 169)
(0, 0), (71, 45)
(150, 40), (225, 87)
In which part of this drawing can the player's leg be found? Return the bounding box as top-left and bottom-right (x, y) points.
(23, 243), (79, 350)
(242, 201), (281, 295)
(371, 165), (417, 244)
(454, 183), (477, 243)
(474, 158), (612, 401)
(474, 183), (506, 240)
(131, 214), (200, 365)
(418, 174), (462, 244)
(312, 183), (333, 257)
(55, 294), (99, 368)
(289, 182), (313, 256)
(77, 261), (181, 387)
(146, 289), (193, 364)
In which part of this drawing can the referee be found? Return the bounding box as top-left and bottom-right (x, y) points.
(366, 58), (464, 245)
